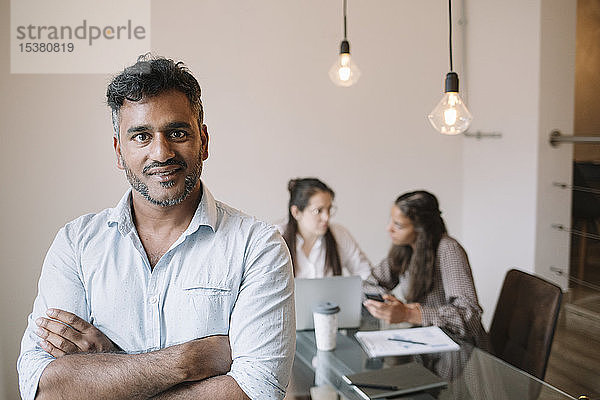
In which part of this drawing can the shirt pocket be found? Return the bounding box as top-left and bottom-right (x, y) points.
(180, 280), (235, 336)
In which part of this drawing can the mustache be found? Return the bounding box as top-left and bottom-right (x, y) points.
(142, 159), (187, 174)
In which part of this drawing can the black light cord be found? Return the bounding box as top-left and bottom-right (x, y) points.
(448, 0), (453, 72)
(343, 0), (348, 40)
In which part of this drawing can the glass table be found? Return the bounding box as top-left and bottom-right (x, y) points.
(286, 328), (576, 400)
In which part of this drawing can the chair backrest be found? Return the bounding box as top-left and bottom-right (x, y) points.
(488, 269), (562, 380)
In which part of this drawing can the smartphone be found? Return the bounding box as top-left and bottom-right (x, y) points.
(365, 293), (385, 302)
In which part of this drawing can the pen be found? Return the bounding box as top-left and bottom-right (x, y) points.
(352, 383), (400, 390)
(387, 337), (428, 345)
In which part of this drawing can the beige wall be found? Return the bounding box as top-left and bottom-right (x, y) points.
(462, 0), (544, 323)
(535, 0), (576, 288)
(0, 0), (576, 398)
(462, 0), (576, 325)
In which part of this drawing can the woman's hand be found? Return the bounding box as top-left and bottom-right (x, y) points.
(363, 294), (422, 325)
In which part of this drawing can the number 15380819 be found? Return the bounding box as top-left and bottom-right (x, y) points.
(19, 42), (74, 53)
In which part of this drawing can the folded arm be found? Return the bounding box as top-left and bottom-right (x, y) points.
(32, 308), (238, 399)
(151, 375), (249, 400)
(36, 334), (233, 400)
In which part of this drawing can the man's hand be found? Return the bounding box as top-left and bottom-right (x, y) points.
(35, 308), (120, 357)
(363, 294), (423, 324)
(35, 333), (235, 400)
(175, 336), (233, 382)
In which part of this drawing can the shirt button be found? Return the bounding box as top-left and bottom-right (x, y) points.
(149, 296), (158, 304)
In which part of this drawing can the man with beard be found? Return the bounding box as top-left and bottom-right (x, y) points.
(17, 55), (295, 400)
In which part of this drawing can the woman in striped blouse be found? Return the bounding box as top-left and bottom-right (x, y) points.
(363, 190), (487, 346)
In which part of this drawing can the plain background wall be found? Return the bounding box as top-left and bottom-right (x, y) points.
(462, 0), (576, 325)
(0, 0), (575, 398)
(461, 0), (543, 324)
(535, 0), (576, 287)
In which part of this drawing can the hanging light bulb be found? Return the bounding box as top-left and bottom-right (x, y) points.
(329, 40), (361, 87)
(427, 0), (473, 135)
(329, 0), (360, 87)
(428, 72), (473, 135)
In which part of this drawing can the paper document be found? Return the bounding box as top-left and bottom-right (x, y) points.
(355, 326), (460, 358)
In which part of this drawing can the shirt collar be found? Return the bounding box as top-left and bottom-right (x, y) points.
(107, 189), (135, 235)
(187, 182), (217, 234)
(295, 232), (324, 249)
(107, 181), (218, 236)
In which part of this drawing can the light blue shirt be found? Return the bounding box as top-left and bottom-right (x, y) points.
(17, 184), (296, 400)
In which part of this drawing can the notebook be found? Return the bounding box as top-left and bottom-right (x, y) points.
(355, 326), (460, 357)
(294, 276), (362, 330)
(342, 362), (447, 400)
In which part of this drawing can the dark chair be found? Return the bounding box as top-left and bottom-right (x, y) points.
(488, 269), (562, 380)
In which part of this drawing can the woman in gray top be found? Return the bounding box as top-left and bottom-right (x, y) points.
(363, 190), (487, 347)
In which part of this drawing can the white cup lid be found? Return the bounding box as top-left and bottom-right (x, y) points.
(314, 302), (340, 314)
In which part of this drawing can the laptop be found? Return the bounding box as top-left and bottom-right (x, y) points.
(294, 276), (362, 330)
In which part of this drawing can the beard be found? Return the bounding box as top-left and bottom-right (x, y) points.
(122, 156), (202, 207)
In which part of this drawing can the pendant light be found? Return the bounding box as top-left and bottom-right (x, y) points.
(329, 0), (360, 87)
(427, 0), (473, 135)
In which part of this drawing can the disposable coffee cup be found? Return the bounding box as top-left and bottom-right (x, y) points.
(309, 385), (338, 400)
(313, 302), (340, 351)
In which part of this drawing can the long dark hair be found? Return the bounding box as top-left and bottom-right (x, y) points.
(388, 191), (447, 302)
(282, 178), (342, 276)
